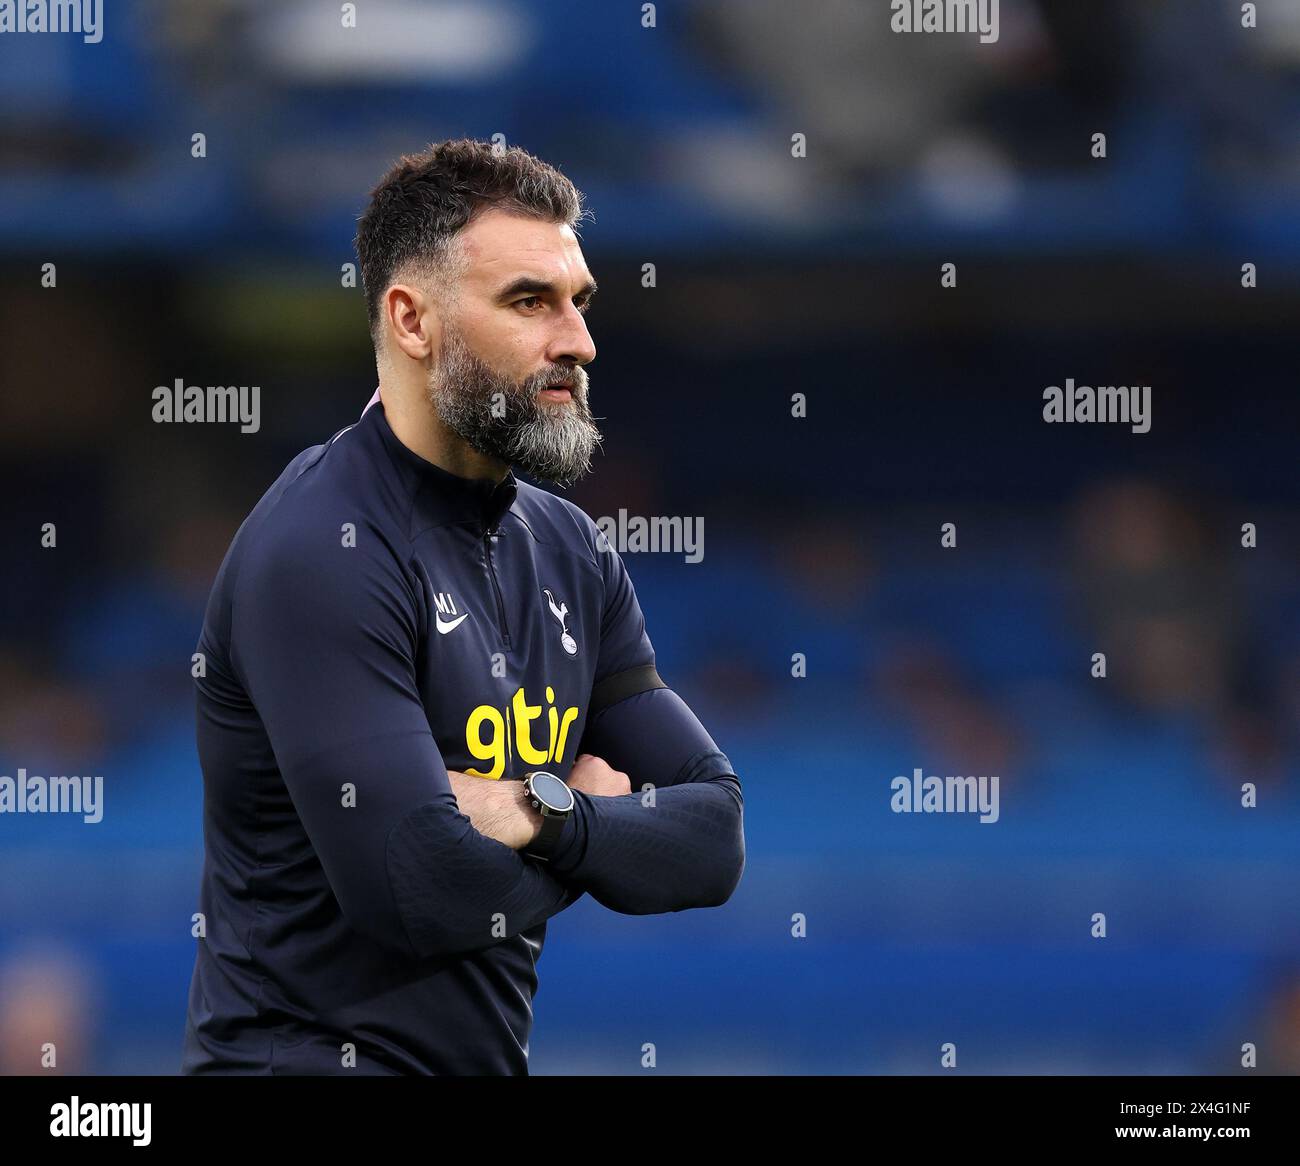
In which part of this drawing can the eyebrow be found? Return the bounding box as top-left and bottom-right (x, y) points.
(495, 275), (598, 303)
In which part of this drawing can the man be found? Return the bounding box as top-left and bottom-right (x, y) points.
(181, 138), (745, 1075)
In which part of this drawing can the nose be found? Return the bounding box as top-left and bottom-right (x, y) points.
(547, 303), (596, 368)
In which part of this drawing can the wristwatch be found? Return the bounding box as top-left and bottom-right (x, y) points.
(521, 771), (576, 862)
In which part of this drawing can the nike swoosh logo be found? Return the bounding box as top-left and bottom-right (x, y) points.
(435, 613), (469, 634)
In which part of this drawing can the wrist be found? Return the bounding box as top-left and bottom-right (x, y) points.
(517, 782), (545, 846)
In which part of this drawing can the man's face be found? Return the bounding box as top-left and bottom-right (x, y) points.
(427, 209), (600, 487)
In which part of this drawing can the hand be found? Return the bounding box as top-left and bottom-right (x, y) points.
(446, 770), (541, 850)
(567, 754), (631, 798)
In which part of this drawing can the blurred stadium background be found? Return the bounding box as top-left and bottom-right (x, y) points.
(1, 0), (1298, 1074)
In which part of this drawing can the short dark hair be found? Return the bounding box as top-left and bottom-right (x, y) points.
(354, 138), (590, 344)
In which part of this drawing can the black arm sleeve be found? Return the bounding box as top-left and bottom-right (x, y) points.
(545, 685), (745, 914)
(231, 516), (579, 961)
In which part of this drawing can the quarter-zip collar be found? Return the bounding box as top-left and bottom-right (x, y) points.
(360, 388), (518, 534)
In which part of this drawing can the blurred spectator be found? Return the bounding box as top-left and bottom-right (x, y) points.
(0, 945), (98, 1075)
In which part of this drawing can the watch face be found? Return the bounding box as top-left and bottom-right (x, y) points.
(530, 771), (574, 813)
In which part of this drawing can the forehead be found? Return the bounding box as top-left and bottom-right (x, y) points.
(456, 208), (590, 288)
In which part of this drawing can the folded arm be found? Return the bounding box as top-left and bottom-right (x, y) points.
(542, 681), (745, 914)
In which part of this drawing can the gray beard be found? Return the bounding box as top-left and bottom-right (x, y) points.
(428, 327), (602, 488)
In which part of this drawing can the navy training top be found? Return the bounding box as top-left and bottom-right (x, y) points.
(181, 394), (745, 1075)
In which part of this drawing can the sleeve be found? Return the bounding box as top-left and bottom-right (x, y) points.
(540, 528), (745, 913)
(586, 530), (666, 715)
(229, 512), (580, 961)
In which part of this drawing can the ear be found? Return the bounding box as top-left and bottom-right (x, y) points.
(385, 283), (441, 362)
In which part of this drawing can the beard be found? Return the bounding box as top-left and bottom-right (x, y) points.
(427, 325), (602, 488)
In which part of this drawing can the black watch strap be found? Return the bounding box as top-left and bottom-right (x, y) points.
(525, 807), (568, 862)
(522, 772), (572, 862)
